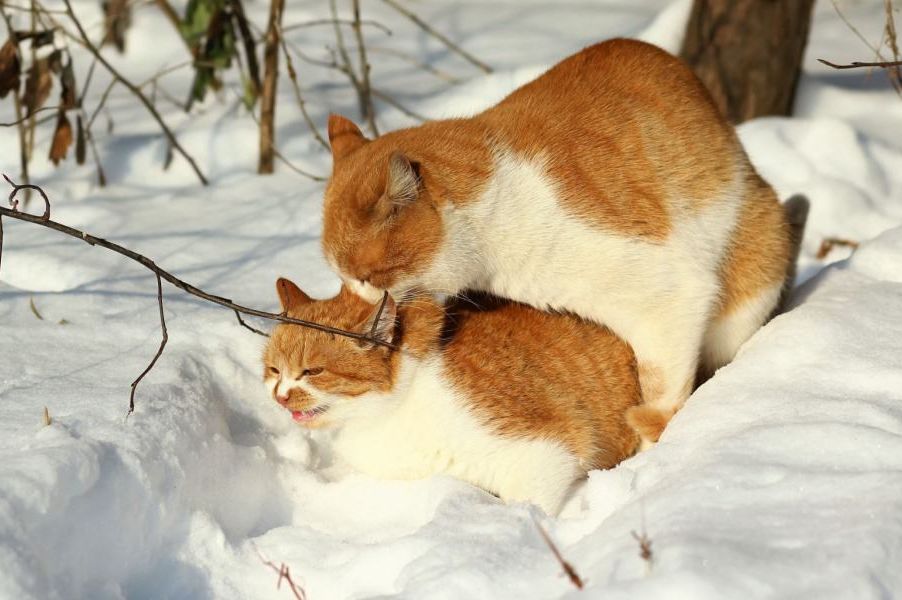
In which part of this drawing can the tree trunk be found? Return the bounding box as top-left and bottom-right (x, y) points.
(680, 0), (816, 123)
(258, 0), (284, 174)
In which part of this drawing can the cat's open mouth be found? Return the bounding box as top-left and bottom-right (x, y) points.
(291, 404), (329, 423)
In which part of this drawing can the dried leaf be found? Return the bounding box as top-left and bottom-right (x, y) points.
(47, 49), (63, 75)
(22, 57), (52, 116)
(17, 30), (55, 48)
(49, 111), (73, 166)
(102, 0), (132, 53)
(59, 57), (77, 110)
(0, 39), (21, 99)
(75, 114), (87, 165)
(231, 0), (260, 94)
(42, 406), (52, 427)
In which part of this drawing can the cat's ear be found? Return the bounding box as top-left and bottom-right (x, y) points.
(276, 277), (312, 312)
(385, 152), (421, 208)
(360, 292), (398, 346)
(328, 114), (368, 161)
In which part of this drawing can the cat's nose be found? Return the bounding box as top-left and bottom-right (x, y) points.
(276, 393), (289, 405)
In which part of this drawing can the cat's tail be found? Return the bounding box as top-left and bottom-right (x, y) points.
(776, 194), (810, 313)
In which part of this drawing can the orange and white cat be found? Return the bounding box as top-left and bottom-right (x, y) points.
(262, 278), (639, 515)
(320, 39), (791, 447)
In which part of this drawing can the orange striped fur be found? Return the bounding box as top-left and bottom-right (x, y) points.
(262, 279), (639, 514)
(320, 39), (792, 447)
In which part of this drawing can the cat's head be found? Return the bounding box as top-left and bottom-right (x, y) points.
(320, 114), (445, 301)
(262, 278), (400, 428)
(261, 278), (443, 427)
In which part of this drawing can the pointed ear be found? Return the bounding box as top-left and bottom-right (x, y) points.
(360, 292), (398, 346)
(276, 277), (312, 312)
(328, 114), (368, 160)
(386, 152), (421, 207)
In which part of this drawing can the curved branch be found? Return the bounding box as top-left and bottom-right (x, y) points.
(0, 177), (394, 348)
(128, 272), (168, 417)
(5, 174), (50, 219)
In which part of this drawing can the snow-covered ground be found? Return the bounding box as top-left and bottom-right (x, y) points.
(2, 1), (902, 598)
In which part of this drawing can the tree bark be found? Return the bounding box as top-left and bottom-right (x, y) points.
(258, 0), (284, 174)
(680, 0), (816, 123)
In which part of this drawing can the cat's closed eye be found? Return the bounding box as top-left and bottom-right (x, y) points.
(297, 367), (324, 380)
(267, 366), (279, 376)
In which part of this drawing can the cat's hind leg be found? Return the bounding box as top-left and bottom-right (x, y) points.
(623, 270), (722, 449)
(700, 181), (794, 380)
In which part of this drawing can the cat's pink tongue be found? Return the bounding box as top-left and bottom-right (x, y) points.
(292, 410), (315, 422)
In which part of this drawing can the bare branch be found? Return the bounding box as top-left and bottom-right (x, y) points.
(0, 105), (61, 127)
(372, 88), (427, 121)
(128, 272), (168, 417)
(5, 173), (50, 219)
(253, 544), (307, 600)
(236, 88), (326, 181)
(0, 177), (394, 349)
(817, 58), (902, 69)
(368, 46), (462, 84)
(631, 530), (654, 573)
(235, 310), (269, 337)
(61, 0), (209, 185)
(283, 17), (392, 36)
(259, 0), (285, 174)
(273, 20), (329, 150)
(352, 0), (378, 135)
(533, 518), (583, 590)
(379, 0), (492, 73)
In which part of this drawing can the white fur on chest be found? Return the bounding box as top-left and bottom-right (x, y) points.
(331, 356), (580, 514)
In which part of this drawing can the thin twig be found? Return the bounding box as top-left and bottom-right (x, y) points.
(236, 88), (326, 181)
(258, 0), (285, 174)
(1, 177), (393, 349)
(368, 46), (461, 84)
(273, 20), (329, 150)
(379, 0), (492, 73)
(372, 88), (427, 121)
(817, 58), (902, 69)
(29, 296), (44, 320)
(61, 0), (209, 185)
(533, 518), (584, 590)
(5, 173), (50, 219)
(128, 272), (168, 417)
(0, 104), (60, 127)
(282, 17), (392, 36)
(235, 310), (268, 337)
(253, 544), (307, 600)
(351, 0), (378, 135)
(631, 530), (654, 573)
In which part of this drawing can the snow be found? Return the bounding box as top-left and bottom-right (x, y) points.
(2, 1), (902, 598)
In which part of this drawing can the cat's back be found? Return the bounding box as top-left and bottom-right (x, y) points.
(477, 39), (740, 237)
(438, 296), (639, 467)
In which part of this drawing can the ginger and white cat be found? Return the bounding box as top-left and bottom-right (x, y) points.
(319, 39), (792, 446)
(262, 278), (639, 515)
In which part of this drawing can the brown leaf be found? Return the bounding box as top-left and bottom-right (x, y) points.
(22, 57), (52, 116)
(75, 114), (87, 165)
(47, 49), (63, 75)
(102, 0), (132, 53)
(59, 57), (77, 109)
(49, 110), (73, 166)
(0, 39), (20, 99)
